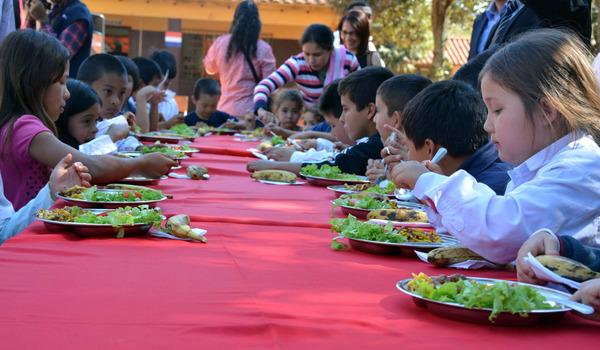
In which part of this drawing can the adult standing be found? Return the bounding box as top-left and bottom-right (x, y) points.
(253, 24), (359, 123)
(203, 0), (275, 117)
(25, 0), (93, 77)
(338, 9), (382, 67)
(468, 0), (506, 61)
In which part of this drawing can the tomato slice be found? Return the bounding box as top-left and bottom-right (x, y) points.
(123, 191), (142, 199)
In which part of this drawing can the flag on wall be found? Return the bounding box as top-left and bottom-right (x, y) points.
(165, 31), (182, 48)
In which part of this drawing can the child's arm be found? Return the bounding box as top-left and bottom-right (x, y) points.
(253, 56), (299, 113)
(265, 125), (295, 139)
(246, 160), (303, 175)
(158, 113), (185, 130)
(291, 131), (337, 142)
(571, 279), (600, 321)
(29, 132), (178, 182)
(106, 124), (130, 142)
(135, 86), (162, 133)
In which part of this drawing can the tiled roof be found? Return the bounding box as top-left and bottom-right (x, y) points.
(214, 0), (332, 5)
(415, 37), (471, 67)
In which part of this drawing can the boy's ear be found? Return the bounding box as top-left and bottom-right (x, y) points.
(538, 97), (559, 125)
(423, 139), (436, 159)
(366, 102), (377, 121)
(139, 79), (145, 88)
(392, 110), (402, 129)
(191, 96), (197, 104)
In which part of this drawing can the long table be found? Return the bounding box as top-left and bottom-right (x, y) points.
(0, 135), (597, 349)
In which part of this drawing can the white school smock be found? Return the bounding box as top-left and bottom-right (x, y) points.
(412, 131), (600, 264)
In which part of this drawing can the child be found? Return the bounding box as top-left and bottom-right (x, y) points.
(131, 57), (166, 132)
(264, 88), (303, 137)
(247, 66), (393, 175)
(115, 55), (140, 114)
(55, 79), (110, 154)
(184, 78), (240, 128)
(1, 154), (90, 245)
(149, 50), (185, 128)
(0, 30), (177, 210)
(365, 74), (431, 183)
(516, 231), (600, 321)
(302, 106), (325, 131)
(390, 29), (600, 264)
(385, 80), (512, 194)
(77, 54), (140, 151)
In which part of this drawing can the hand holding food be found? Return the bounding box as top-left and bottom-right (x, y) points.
(251, 170), (297, 183)
(257, 108), (278, 126)
(187, 165), (209, 180)
(138, 153), (178, 178)
(263, 146), (295, 161)
(165, 214), (207, 243)
(517, 230), (561, 284)
(389, 161), (430, 190)
(366, 159), (385, 184)
(49, 154), (92, 200)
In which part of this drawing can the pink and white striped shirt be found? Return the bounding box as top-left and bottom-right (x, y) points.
(253, 46), (359, 111)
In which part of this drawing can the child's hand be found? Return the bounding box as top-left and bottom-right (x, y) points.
(244, 111), (258, 130)
(107, 124), (130, 142)
(124, 112), (137, 132)
(221, 120), (245, 130)
(137, 153), (178, 178)
(381, 145), (405, 170)
(49, 154), (92, 200)
(163, 113), (185, 128)
(263, 146), (295, 161)
(297, 139), (317, 150)
(257, 108), (278, 126)
(421, 160), (444, 175)
(383, 126), (409, 161)
(151, 89), (167, 105)
(516, 230), (560, 285)
(333, 141), (351, 152)
(389, 161), (429, 190)
(194, 121), (209, 128)
(571, 279), (600, 321)
(247, 160), (274, 173)
(366, 159), (385, 184)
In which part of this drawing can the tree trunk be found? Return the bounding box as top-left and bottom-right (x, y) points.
(431, 0), (453, 80)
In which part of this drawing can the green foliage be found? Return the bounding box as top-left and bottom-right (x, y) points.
(332, 0), (489, 76)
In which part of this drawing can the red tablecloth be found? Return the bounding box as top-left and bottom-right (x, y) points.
(0, 135), (597, 349)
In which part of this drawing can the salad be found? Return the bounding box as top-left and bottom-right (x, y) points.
(140, 145), (185, 157)
(345, 181), (396, 195)
(62, 185), (164, 202)
(37, 205), (163, 228)
(329, 215), (440, 251)
(301, 164), (360, 180)
(169, 123), (197, 138)
(407, 272), (559, 322)
(331, 193), (396, 216)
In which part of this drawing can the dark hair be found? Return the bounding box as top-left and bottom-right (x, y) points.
(193, 78), (221, 99)
(0, 29), (69, 141)
(274, 89), (303, 111)
(114, 55), (140, 93)
(402, 80), (489, 158)
(304, 106), (324, 123)
(338, 66), (393, 110)
(149, 50), (177, 79)
(338, 10), (370, 56)
(377, 74), (431, 116)
(227, 0), (261, 60)
(77, 53), (127, 85)
(452, 47), (497, 90)
(318, 80), (343, 119)
(300, 24), (334, 51)
(347, 1), (370, 11)
(55, 79), (101, 148)
(132, 57), (162, 85)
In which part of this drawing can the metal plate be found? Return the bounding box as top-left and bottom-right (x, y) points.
(137, 133), (183, 144)
(57, 189), (167, 209)
(301, 173), (369, 187)
(347, 233), (458, 256)
(118, 175), (167, 186)
(396, 277), (570, 326)
(34, 209), (164, 238)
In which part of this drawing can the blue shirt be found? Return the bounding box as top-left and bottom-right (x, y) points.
(477, 1), (507, 54)
(185, 110), (237, 128)
(310, 121), (331, 133)
(458, 141), (512, 195)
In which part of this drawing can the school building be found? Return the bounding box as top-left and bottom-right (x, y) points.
(84, 0), (339, 112)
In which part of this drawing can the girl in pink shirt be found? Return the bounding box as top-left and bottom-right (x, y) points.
(203, 0), (276, 117)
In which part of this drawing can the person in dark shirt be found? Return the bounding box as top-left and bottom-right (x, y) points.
(384, 80), (512, 195)
(185, 78), (239, 128)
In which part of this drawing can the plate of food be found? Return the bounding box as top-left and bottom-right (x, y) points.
(328, 181), (397, 198)
(137, 132), (183, 144)
(167, 124), (200, 140)
(300, 164), (368, 187)
(35, 205), (164, 238)
(117, 175), (167, 186)
(196, 126), (237, 136)
(330, 215), (457, 255)
(140, 144), (186, 158)
(57, 185), (167, 209)
(397, 273), (573, 326)
(331, 192), (401, 219)
(250, 170), (304, 185)
(161, 143), (199, 156)
(368, 219), (434, 229)
(112, 151), (143, 158)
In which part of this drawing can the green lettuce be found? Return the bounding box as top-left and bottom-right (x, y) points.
(73, 205), (163, 228)
(140, 145), (184, 157)
(300, 164), (359, 180)
(329, 214), (407, 251)
(331, 195), (394, 216)
(169, 123), (197, 137)
(80, 186), (163, 202)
